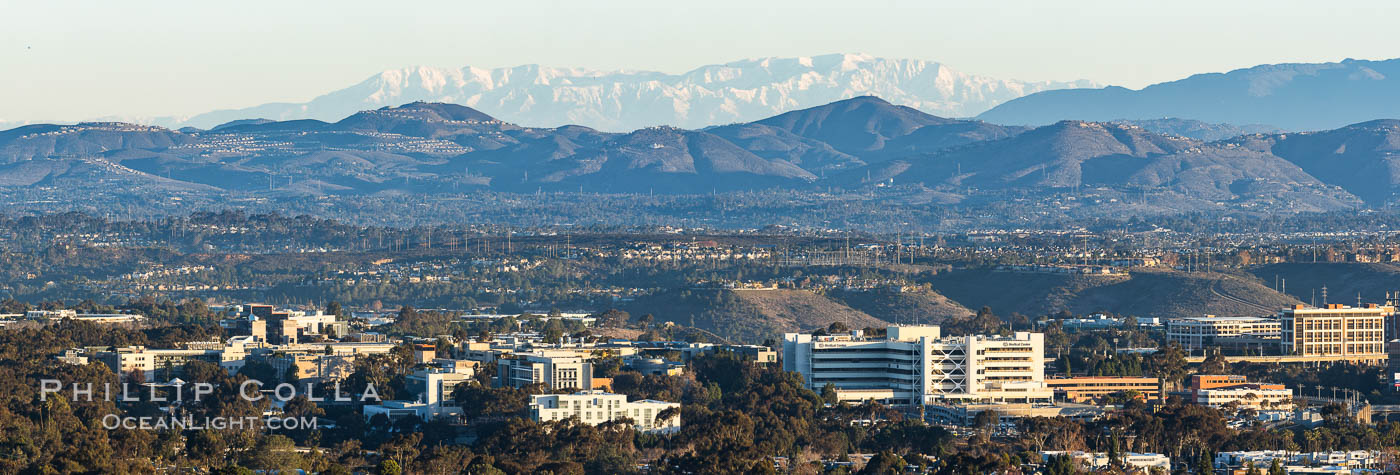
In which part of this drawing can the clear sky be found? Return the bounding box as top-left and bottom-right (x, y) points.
(4, 0), (1399, 123)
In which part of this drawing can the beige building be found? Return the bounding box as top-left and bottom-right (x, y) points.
(1045, 376), (1161, 403)
(97, 338), (252, 381)
(263, 353), (358, 382)
(1279, 304), (1389, 364)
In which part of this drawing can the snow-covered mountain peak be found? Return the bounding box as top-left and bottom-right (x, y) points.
(164, 54), (1097, 131)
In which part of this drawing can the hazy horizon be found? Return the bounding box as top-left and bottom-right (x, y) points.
(5, 0), (1400, 124)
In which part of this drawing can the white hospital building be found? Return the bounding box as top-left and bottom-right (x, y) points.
(782, 325), (1051, 406)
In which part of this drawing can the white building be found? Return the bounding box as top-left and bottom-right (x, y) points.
(1216, 450), (1383, 472)
(1056, 314), (1123, 330)
(364, 401), (439, 421)
(362, 361), (475, 422)
(783, 325), (1051, 406)
(1195, 386), (1294, 410)
(56, 348), (90, 365)
(1166, 315), (1280, 353)
(498, 352), (593, 390)
(26, 309), (145, 324)
(288, 312), (337, 335)
(408, 366), (474, 412)
(1041, 451), (1170, 472)
(224, 304), (342, 344)
(530, 390), (680, 433)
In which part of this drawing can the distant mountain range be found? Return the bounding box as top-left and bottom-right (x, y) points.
(155, 53), (1097, 131)
(16, 55), (1400, 139)
(841, 119), (1361, 211)
(978, 58), (1400, 131)
(2, 96), (1398, 216)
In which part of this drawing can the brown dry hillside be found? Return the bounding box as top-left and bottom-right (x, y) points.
(826, 288), (974, 324)
(624, 288), (886, 343)
(923, 268), (1300, 318)
(1248, 263), (1400, 306)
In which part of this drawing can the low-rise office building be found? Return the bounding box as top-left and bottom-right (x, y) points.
(1215, 450), (1383, 472)
(364, 401), (439, 421)
(1044, 376), (1161, 403)
(1167, 315), (1280, 353)
(1195, 385), (1293, 410)
(1190, 375), (1293, 409)
(1040, 451), (1171, 472)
